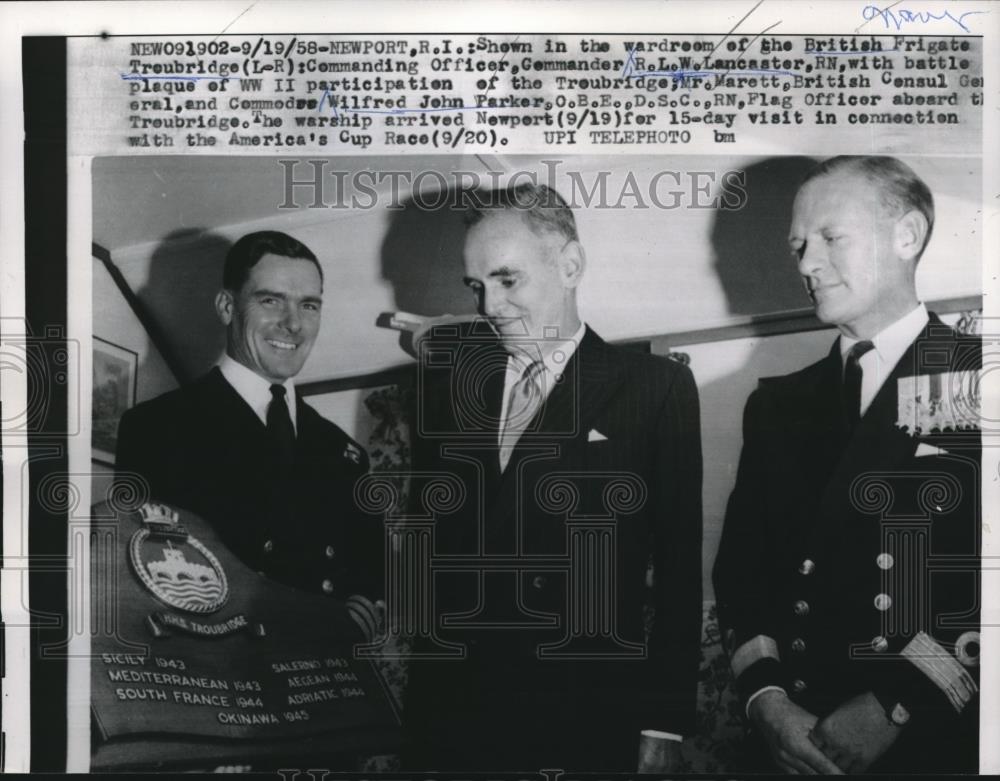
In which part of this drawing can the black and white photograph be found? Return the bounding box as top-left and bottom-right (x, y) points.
(1, 1), (997, 775)
(83, 149), (986, 773)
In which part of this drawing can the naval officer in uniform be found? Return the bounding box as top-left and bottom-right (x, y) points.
(117, 230), (383, 634)
(714, 156), (981, 773)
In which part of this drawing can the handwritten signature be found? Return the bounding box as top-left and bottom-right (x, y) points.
(862, 5), (986, 33)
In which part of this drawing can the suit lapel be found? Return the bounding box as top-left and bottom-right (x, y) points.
(203, 366), (268, 440)
(483, 358), (506, 478)
(294, 398), (322, 465)
(542, 327), (624, 442)
(487, 328), (625, 545)
(803, 344), (851, 462)
(770, 347), (848, 534)
(811, 318), (949, 544)
(499, 328), (624, 475)
(193, 368), (273, 538)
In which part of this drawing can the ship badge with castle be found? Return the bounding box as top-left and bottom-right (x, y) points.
(129, 502), (229, 614)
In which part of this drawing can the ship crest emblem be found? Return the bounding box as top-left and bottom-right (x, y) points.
(129, 503), (229, 614)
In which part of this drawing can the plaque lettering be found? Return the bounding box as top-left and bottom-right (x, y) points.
(91, 501), (399, 770)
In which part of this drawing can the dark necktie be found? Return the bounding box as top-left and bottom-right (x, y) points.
(843, 340), (875, 428)
(267, 383), (295, 474)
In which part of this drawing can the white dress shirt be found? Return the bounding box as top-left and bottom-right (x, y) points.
(218, 354), (297, 433)
(839, 303), (929, 417)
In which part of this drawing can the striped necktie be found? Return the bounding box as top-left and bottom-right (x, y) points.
(499, 360), (545, 472)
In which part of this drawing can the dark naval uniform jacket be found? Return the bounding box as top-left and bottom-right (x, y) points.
(404, 323), (703, 771)
(714, 313), (981, 772)
(116, 366), (383, 602)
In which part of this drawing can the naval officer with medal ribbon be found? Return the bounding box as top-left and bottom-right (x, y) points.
(714, 156), (981, 774)
(117, 231), (384, 639)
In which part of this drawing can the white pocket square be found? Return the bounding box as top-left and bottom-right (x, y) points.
(915, 442), (948, 457)
(587, 429), (608, 442)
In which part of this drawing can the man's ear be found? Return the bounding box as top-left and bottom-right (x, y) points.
(893, 209), (929, 263)
(215, 289), (235, 325)
(557, 240), (587, 289)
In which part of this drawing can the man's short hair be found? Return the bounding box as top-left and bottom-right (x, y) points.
(464, 183), (579, 243)
(801, 155), (935, 258)
(223, 230), (323, 291)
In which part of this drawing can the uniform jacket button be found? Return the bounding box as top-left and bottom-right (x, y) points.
(876, 553), (894, 570)
(263, 539), (274, 553)
(321, 579), (334, 595)
(793, 600), (810, 617)
(532, 575), (547, 589)
(798, 559), (816, 576)
(874, 593), (892, 611)
(325, 545), (335, 560)
(872, 636), (889, 653)
(792, 678), (808, 693)
(890, 703), (911, 725)
(791, 638), (806, 653)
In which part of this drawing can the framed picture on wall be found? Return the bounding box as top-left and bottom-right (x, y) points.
(92, 336), (138, 465)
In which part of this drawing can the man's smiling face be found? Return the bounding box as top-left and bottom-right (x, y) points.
(217, 253), (323, 382)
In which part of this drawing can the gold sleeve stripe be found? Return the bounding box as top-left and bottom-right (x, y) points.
(731, 634), (780, 678)
(901, 631), (978, 713)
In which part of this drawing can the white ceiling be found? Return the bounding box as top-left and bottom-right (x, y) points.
(92, 153), (512, 252)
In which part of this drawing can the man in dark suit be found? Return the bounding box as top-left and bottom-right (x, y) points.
(117, 231), (382, 628)
(714, 156), (981, 774)
(403, 184), (703, 772)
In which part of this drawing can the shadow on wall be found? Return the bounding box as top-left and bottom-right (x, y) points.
(379, 190), (479, 322)
(136, 228), (233, 385)
(367, 190), (481, 440)
(699, 156), (821, 600)
(711, 156), (818, 316)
